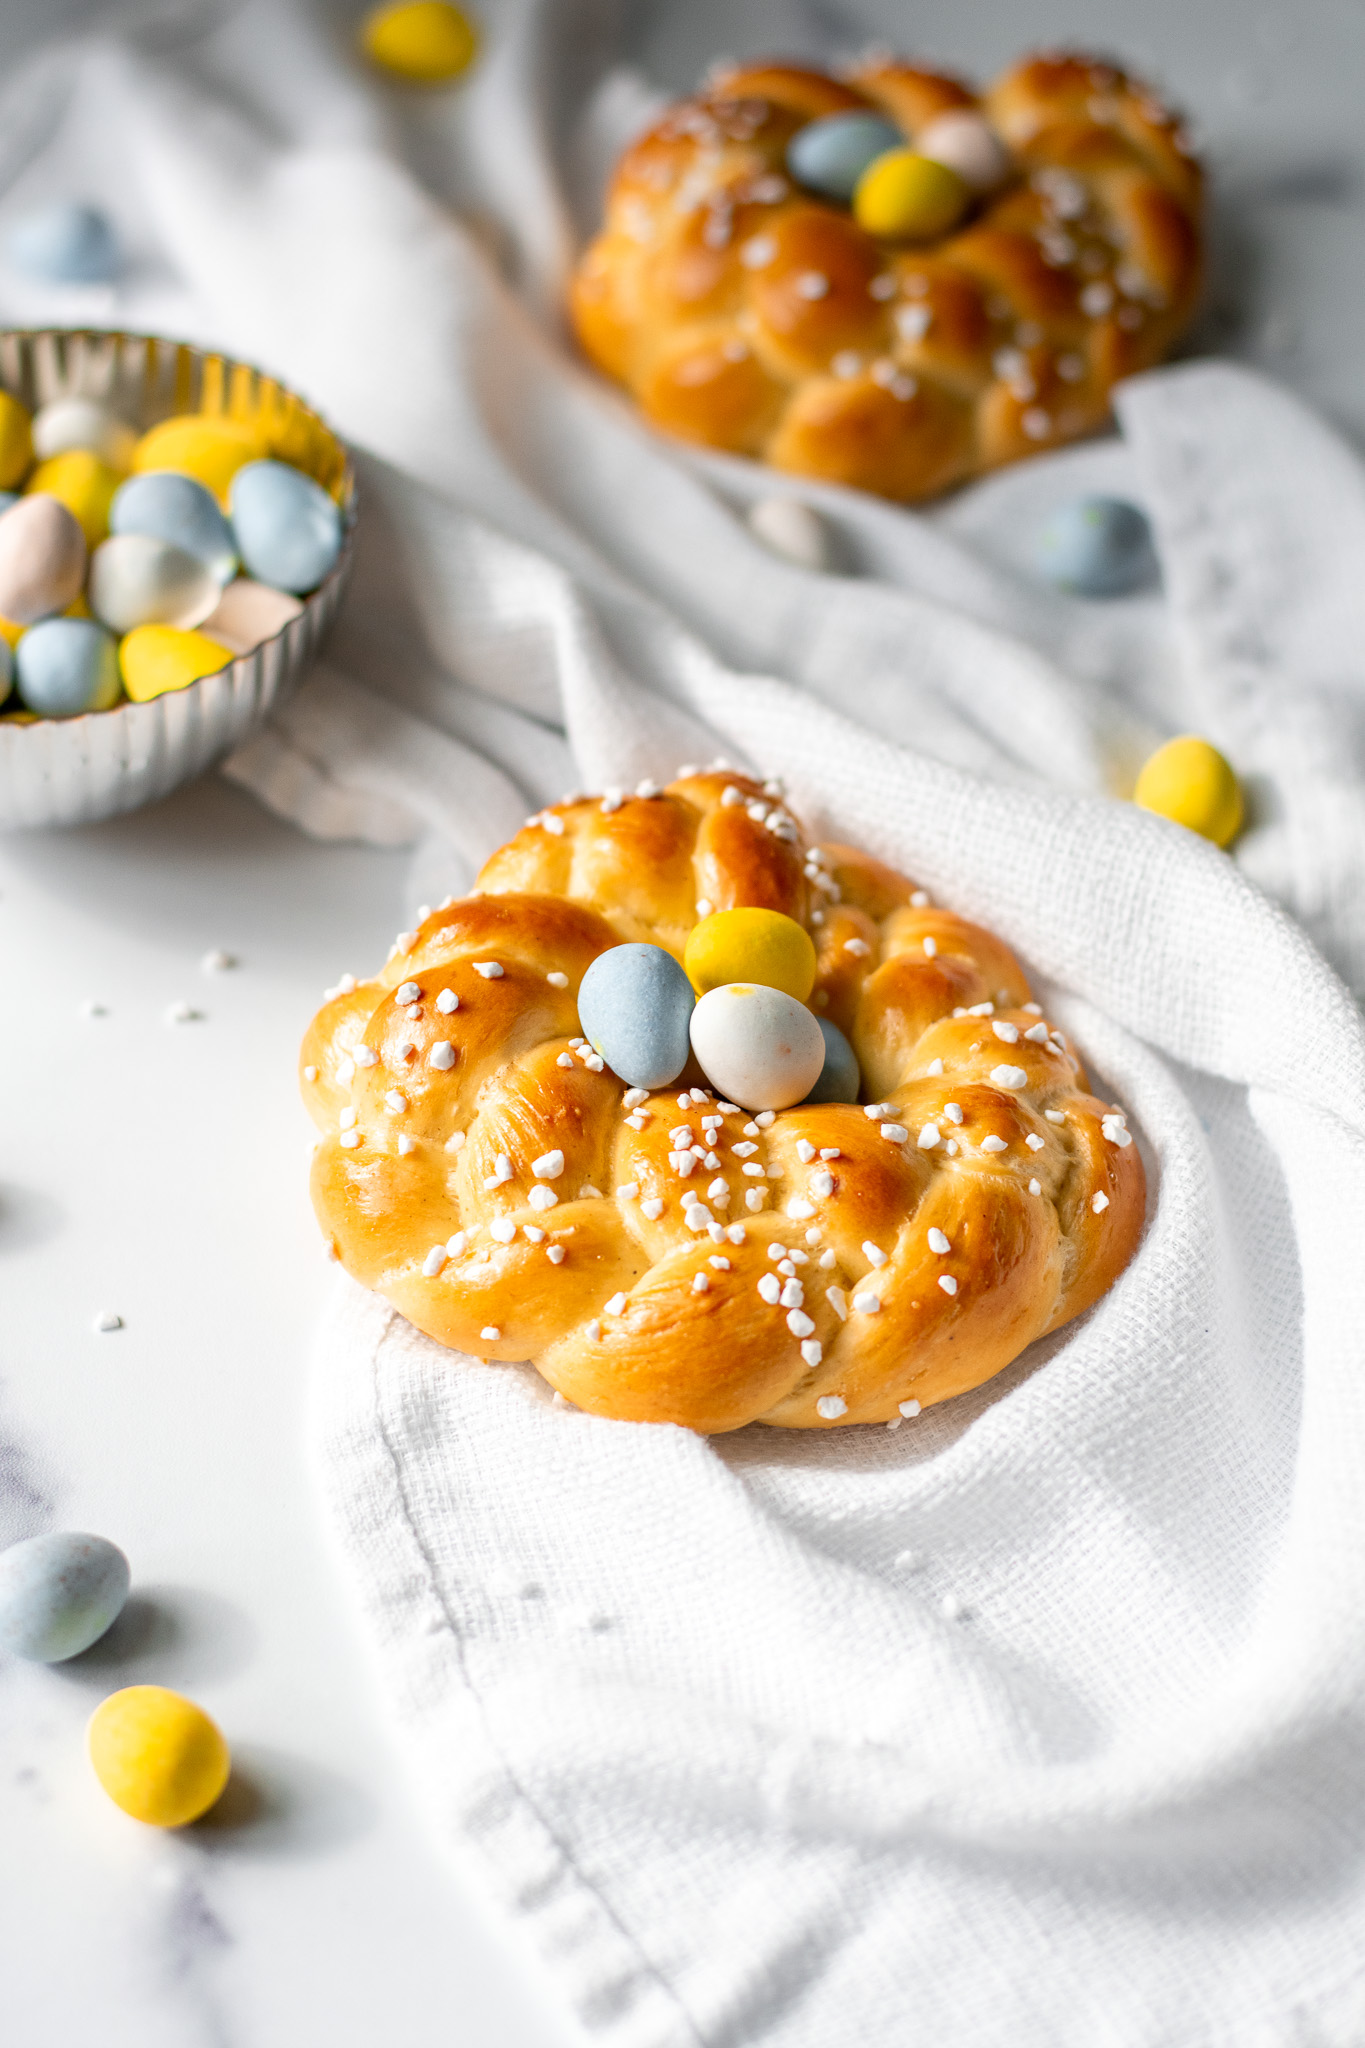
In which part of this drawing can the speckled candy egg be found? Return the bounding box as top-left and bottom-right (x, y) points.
(111, 471), (238, 586)
(578, 942), (694, 1089)
(16, 617), (120, 716)
(689, 983), (826, 1112)
(87, 1685), (231, 1827)
(229, 460), (343, 594)
(89, 534), (220, 634)
(199, 576), (302, 654)
(685, 907), (817, 1002)
(804, 1016), (860, 1103)
(787, 113), (903, 203)
(7, 201), (120, 284)
(1035, 495), (1157, 597)
(0, 493), (86, 623)
(32, 397), (136, 473)
(0, 1531), (130, 1662)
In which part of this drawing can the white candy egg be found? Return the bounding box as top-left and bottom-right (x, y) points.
(88, 534), (219, 634)
(689, 983), (826, 1112)
(915, 111), (1011, 194)
(31, 397), (136, 472)
(746, 495), (830, 571)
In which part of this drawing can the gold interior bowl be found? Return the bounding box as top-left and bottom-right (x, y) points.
(0, 329), (355, 830)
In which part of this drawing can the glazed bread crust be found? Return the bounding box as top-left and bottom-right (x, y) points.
(569, 52), (1201, 500)
(303, 773), (1145, 1429)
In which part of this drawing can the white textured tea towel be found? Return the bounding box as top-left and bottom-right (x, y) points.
(6, 4), (1365, 2044)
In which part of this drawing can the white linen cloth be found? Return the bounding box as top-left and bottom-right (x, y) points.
(6, 4), (1365, 2041)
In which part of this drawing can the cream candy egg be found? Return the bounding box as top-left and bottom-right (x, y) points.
(88, 534), (219, 634)
(199, 577), (302, 654)
(0, 493), (86, 624)
(689, 982), (826, 1111)
(32, 397), (137, 473)
(914, 111), (1011, 193)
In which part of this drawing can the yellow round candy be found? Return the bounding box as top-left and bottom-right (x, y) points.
(362, 2), (479, 83)
(119, 624), (235, 704)
(26, 451), (121, 548)
(684, 907), (817, 1002)
(853, 149), (969, 240)
(0, 391), (33, 491)
(1133, 735), (1244, 847)
(131, 415), (267, 506)
(88, 1685), (231, 1828)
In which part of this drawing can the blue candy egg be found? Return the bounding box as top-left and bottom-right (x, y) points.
(111, 471), (238, 587)
(804, 1016), (860, 1102)
(1034, 495), (1157, 597)
(578, 943), (695, 1089)
(787, 113), (903, 203)
(16, 617), (121, 717)
(7, 202), (120, 284)
(0, 1531), (130, 1662)
(229, 460), (343, 595)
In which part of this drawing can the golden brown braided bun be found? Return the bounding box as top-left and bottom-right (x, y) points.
(570, 51), (1202, 501)
(302, 772), (1145, 1431)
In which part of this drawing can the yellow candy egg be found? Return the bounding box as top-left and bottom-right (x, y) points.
(131, 415), (267, 507)
(853, 148), (969, 240)
(1133, 735), (1244, 847)
(88, 1685), (230, 1828)
(684, 907), (817, 1002)
(0, 391), (34, 491)
(362, 2), (479, 83)
(26, 450), (122, 548)
(119, 624), (234, 703)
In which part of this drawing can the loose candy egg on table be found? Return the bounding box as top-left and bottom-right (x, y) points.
(854, 149), (969, 240)
(7, 201), (120, 284)
(229, 459), (344, 594)
(1034, 495), (1157, 597)
(787, 112), (903, 203)
(87, 1685), (231, 1827)
(685, 907), (817, 1003)
(914, 111), (1011, 193)
(132, 414), (267, 506)
(16, 617), (120, 716)
(89, 535), (219, 634)
(0, 1531), (130, 1663)
(200, 576), (302, 654)
(804, 1016), (860, 1103)
(689, 983), (826, 1112)
(362, 2), (480, 83)
(0, 390), (34, 490)
(119, 624), (234, 704)
(746, 495), (830, 572)
(26, 449), (122, 548)
(1133, 735), (1244, 847)
(0, 494), (86, 624)
(32, 396), (136, 473)
(578, 942), (694, 1089)
(111, 471), (238, 586)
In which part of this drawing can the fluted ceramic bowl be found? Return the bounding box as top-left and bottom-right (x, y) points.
(0, 328), (355, 829)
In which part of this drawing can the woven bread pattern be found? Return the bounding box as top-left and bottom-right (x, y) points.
(570, 52), (1202, 501)
(302, 771), (1145, 1431)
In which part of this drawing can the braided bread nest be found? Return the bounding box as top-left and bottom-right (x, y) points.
(303, 771), (1145, 1431)
(570, 51), (1202, 502)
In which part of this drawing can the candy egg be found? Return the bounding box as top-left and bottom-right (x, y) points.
(747, 495), (830, 571)
(111, 472), (238, 586)
(16, 617), (120, 716)
(26, 450), (122, 548)
(854, 149), (969, 240)
(804, 1016), (860, 1103)
(33, 397), (136, 473)
(229, 460), (344, 594)
(1035, 495), (1157, 596)
(87, 1685), (231, 1827)
(119, 624), (234, 704)
(1133, 735), (1244, 847)
(362, 2), (480, 83)
(199, 577), (302, 654)
(689, 983), (826, 1112)
(0, 391), (34, 490)
(89, 535), (219, 634)
(7, 201), (120, 284)
(131, 415), (267, 506)
(685, 907), (817, 1003)
(913, 111), (1011, 194)
(0, 495), (86, 623)
(787, 113), (903, 204)
(0, 1531), (130, 1662)
(578, 942), (694, 1089)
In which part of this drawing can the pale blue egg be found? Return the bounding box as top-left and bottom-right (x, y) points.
(229, 460), (343, 595)
(7, 202), (120, 284)
(111, 472), (238, 586)
(0, 1531), (130, 1662)
(787, 113), (903, 203)
(16, 618), (120, 717)
(804, 1016), (860, 1103)
(1035, 495), (1157, 597)
(689, 983), (826, 1112)
(578, 943), (694, 1089)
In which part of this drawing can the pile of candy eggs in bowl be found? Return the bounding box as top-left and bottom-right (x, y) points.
(0, 329), (354, 830)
